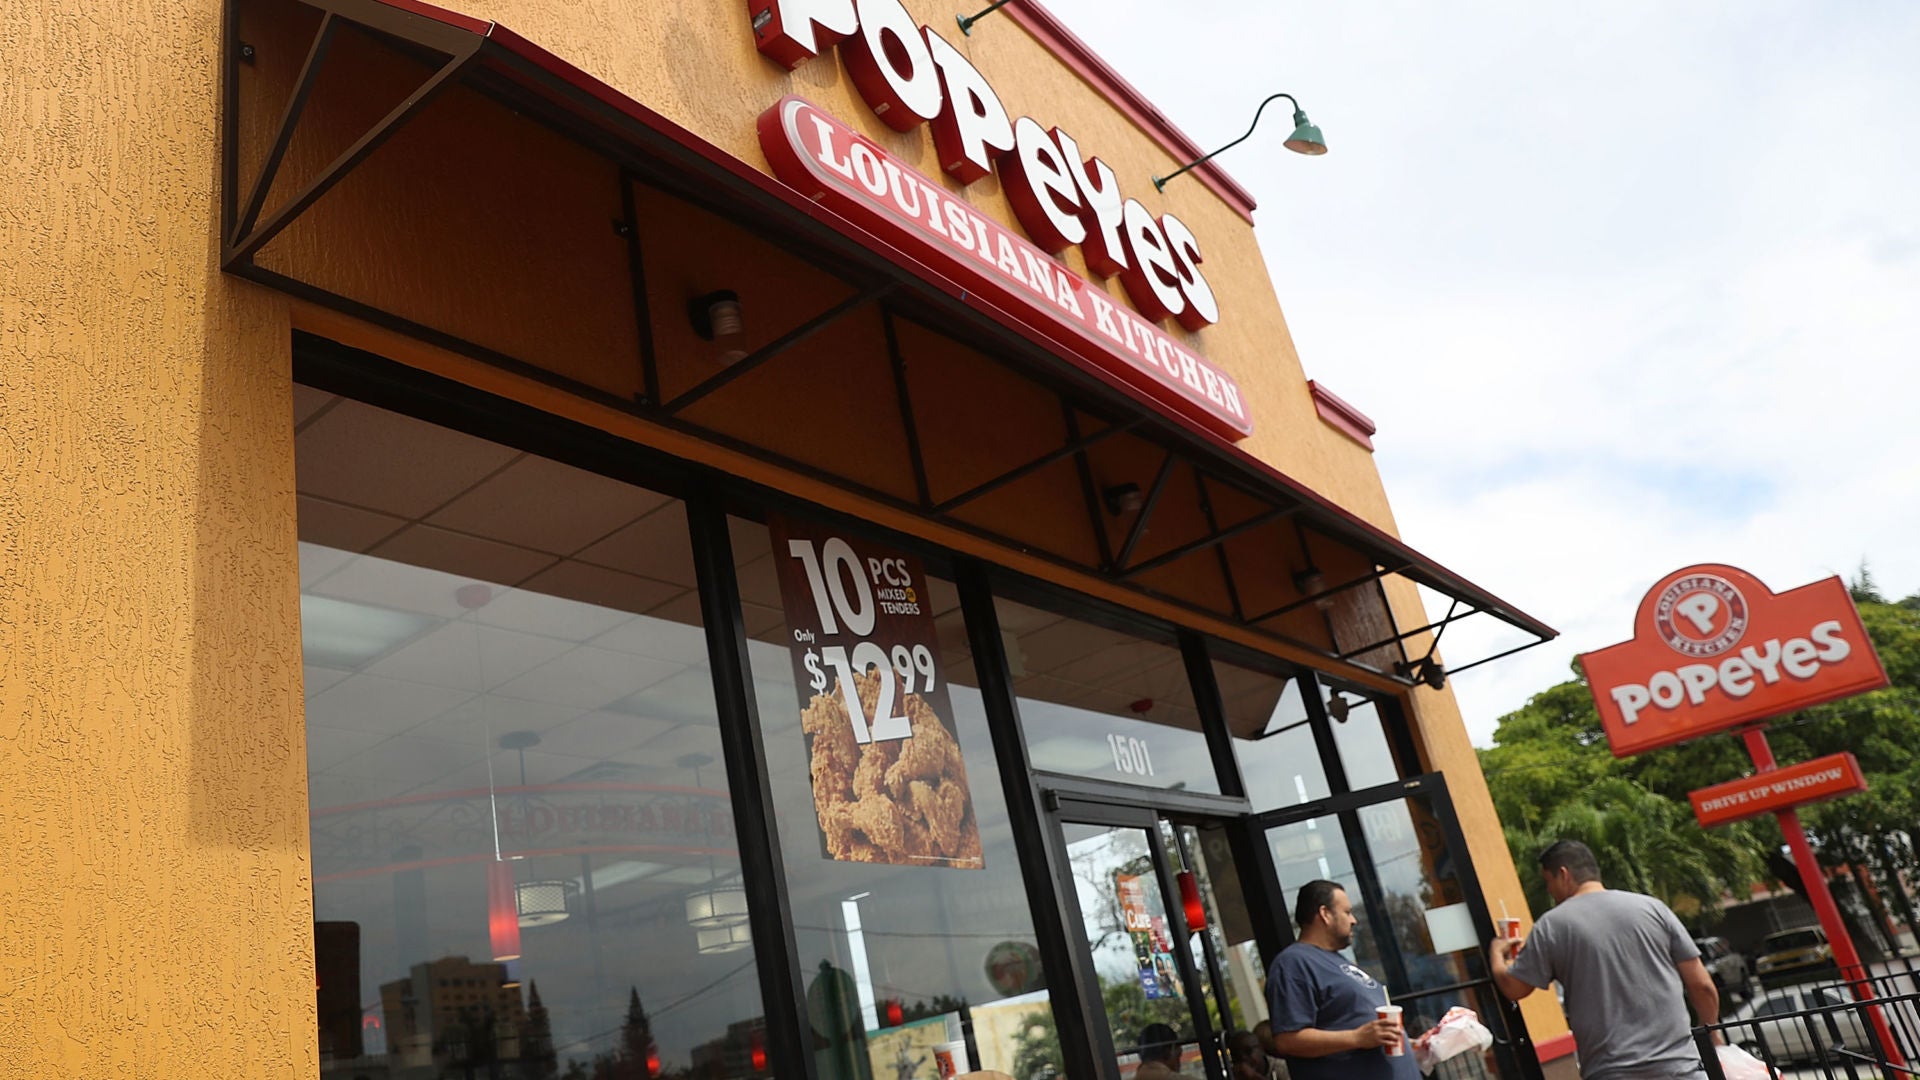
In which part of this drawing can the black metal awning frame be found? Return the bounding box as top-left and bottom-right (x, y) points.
(220, 0), (1556, 689)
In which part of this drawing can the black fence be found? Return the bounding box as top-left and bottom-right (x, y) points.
(1695, 960), (1920, 1079)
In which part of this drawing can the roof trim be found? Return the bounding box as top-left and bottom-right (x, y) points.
(1000, 1), (1259, 224)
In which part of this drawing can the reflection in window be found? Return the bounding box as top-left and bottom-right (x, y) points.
(1214, 662), (1323, 812)
(996, 598), (1219, 794)
(297, 391), (765, 1078)
(1328, 693), (1402, 791)
(731, 519), (1061, 1079)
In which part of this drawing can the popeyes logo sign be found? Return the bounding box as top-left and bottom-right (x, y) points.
(747, 0), (1250, 439)
(1580, 565), (1890, 758)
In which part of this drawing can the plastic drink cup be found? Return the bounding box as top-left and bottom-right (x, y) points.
(1500, 916), (1522, 940)
(933, 1040), (968, 1078)
(1377, 1004), (1404, 1056)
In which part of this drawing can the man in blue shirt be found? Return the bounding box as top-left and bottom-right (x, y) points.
(1267, 880), (1416, 1080)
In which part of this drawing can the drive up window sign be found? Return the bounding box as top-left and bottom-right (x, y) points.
(746, 0), (1253, 441)
(1579, 564), (1889, 759)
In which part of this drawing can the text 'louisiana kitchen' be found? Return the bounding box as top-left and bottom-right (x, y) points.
(1609, 621), (1856, 726)
(748, 0), (1222, 331)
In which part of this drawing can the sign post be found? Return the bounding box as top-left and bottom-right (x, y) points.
(1580, 564), (1897, 1064)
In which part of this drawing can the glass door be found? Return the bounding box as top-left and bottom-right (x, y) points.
(1255, 774), (1541, 1080)
(1054, 800), (1226, 1080)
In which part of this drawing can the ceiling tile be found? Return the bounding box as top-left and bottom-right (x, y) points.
(406, 694), (585, 745)
(292, 385), (337, 427)
(427, 455), (672, 556)
(577, 502), (696, 587)
(303, 665), (352, 699)
(330, 735), (488, 783)
(492, 647), (684, 711)
(366, 622), (575, 692)
(311, 550), (495, 619)
(295, 398), (520, 518)
(589, 614), (711, 666)
(298, 541), (357, 589)
(538, 710), (681, 760)
(373, 525), (557, 590)
(308, 772), (414, 812)
(306, 724), (389, 772)
(298, 496), (405, 553)
(514, 562), (685, 625)
(304, 673), (474, 736)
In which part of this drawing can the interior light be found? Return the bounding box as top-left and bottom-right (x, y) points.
(689, 290), (748, 365)
(298, 594), (440, 668)
(695, 922), (753, 954)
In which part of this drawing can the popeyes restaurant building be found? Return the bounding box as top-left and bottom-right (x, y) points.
(9, 0), (1578, 1077)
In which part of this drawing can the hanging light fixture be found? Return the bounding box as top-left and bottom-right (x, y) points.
(1176, 870), (1207, 932)
(688, 290), (748, 365)
(487, 860), (522, 962)
(696, 922), (753, 955)
(516, 880), (575, 927)
(685, 885), (750, 929)
(1153, 91), (1327, 191)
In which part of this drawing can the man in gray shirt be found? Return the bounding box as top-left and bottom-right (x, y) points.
(1491, 840), (1721, 1079)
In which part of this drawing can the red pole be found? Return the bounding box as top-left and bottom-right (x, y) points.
(1743, 728), (1903, 1066)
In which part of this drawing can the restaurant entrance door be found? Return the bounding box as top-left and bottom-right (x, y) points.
(1051, 796), (1268, 1080)
(1254, 773), (1542, 1080)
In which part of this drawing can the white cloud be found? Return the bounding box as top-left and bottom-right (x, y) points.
(1030, 0), (1920, 742)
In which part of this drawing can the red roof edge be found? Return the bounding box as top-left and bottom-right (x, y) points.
(1308, 380), (1377, 451)
(1002, 1), (1259, 225)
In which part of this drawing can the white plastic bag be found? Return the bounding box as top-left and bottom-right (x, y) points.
(1412, 1007), (1494, 1076)
(1715, 1043), (1782, 1080)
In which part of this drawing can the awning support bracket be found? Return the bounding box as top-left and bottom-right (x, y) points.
(1063, 405), (1116, 569)
(229, 12), (340, 249)
(225, 33), (483, 266)
(662, 284), (891, 414)
(1117, 502), (1300, 580)
(1112, 451), (1176, 572)
(1336, 601), (1480, 662)
(885, 308), (933, 510)
(932, 417), (1138, 514)
(1193, 469), (1246, 621)
(1246, 562), (1411, 624)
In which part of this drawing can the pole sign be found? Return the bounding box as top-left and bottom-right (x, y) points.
(759, 97), (1250, 439)
(1689, 752), (1869, 829)
(769, 514), (983, 869)
(1578, 565), (1889, 758)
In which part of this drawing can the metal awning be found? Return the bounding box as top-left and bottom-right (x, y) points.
(222, 0), (1555, 687)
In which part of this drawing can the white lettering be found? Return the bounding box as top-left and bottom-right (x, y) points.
(1742, 639), (1784, 684)
(1161, 212), (1220, 330)
(1054, 129), (1128, 277)
(848, 142), (888, 196)
(809, 114), (857, 180)
(1648, 670), (1685, 709)
(1612, 683), (1652, 725)
(1811, 619), (1852, 662)
(925, 29), (1014, 183)
(1719, 655), (1754, 697)
(1780, 637), (1819, 679)
(1678, 663), (1718, 705)
(1118, 199), (1185, 322)
(1003, 118), (1087, 253)
(841, 0), (942, 130)
(1017, 249), (1057, 302)
(752, 0), (858, 70)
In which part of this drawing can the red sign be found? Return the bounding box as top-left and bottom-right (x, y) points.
(1580, 565), (1890, 757)
(1690, 753), (1868, 828)
(759, 97), (1252, 440)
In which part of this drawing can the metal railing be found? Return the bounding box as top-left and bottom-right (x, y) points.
(1694, 977), (1920, 1079)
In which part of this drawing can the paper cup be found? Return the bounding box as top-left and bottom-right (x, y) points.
(1377, 1004), (1404, 1056)
(933, 1040), (969, 1078)
(1500, 916), (1522, 940)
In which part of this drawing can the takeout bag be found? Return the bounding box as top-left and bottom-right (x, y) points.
(1412, 1007), (1494, 1076)
(1715, 1043), (1783, 1080)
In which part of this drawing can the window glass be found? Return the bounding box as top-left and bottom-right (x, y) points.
(298, 392), (766, 1078)
(996, 598), (1219, 794)
(1327, 691), (1402, 791)
(731, 517), (1060, 1078)
(1214, 661), (1324, 812)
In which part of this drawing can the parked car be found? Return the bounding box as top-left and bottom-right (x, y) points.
(1755, 927), (1835, 978)
(1695, 935), (1753, 999)
(1726, 985), (1868, 1064)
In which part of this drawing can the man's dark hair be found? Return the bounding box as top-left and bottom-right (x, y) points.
(1139, 1023), (1180, 1064)
(1538, 839), (1602, 883)
(1293, 879), (1344, 929)
(1228, 1030), (1264, 1062)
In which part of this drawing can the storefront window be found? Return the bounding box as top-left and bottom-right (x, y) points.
(1214, 660), (1325, 812)
(297, 392), (766, 1078)
(996, 598), (1220, 794)
(731, 517), (1061, 1078)
(1328, 692), (1402, 791)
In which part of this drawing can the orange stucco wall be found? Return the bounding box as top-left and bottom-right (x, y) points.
(1, 0), (1563, 1072)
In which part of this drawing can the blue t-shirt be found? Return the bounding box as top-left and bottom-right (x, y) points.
(1267, 943), (1419, 1080)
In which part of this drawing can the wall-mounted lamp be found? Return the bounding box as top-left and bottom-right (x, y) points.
(1292, 567), (1338, 612)
(1397, 657), (1447, 690)
(689, 290), (748, 364)
(1327, 693), (1352, 723)
(955, 0), (1017, 35)
(1153, 92), (1326, 192)
(1103, 482), (1145, 515)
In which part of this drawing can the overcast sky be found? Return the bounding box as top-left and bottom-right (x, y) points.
(1030, 0), (1920, 745)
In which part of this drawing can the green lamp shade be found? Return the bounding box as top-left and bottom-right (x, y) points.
(1284, 109), (1328, 156)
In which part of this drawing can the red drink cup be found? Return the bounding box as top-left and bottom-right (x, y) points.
(1377, 1004), (1404, 1056)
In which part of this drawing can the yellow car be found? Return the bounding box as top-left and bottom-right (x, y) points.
(1755, 927), (1834, 978)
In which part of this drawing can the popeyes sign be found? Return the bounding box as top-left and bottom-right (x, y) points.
(746, 0), (1250, 438)
(1580, 565), (1890, 758)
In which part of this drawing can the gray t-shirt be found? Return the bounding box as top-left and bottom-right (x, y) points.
(1509, 889), (1706, 1080)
